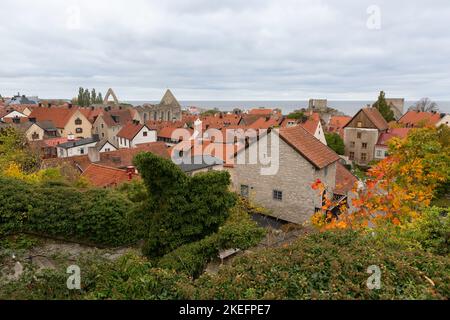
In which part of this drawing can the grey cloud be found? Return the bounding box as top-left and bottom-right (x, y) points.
(0, 0), (449, 108)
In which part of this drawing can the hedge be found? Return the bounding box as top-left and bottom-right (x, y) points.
(157, 200), (266, 277)
(190, 230), (450, 299)
(0, 177), (138, 247)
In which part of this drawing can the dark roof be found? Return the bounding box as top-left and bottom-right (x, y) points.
(57, 136), (100, 149)
(177, 155), (223, 173)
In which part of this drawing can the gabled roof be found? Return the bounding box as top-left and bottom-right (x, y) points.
(28, 107), (77, 128)
(116, 123), (149, 140)
(344, 107), (388, 131)
(300, 119), (319, 135)
(278, 126), (340, 169)
(160, 89), (181, 108)
(361, 108), (389, 131)
(398, 111), (442, 127)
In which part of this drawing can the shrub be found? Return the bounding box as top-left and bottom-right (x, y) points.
(134, 152), (237, 258)
(190, 230), (450, 299)
(157, 200), (265, 277)
(0, 177), (138, 247)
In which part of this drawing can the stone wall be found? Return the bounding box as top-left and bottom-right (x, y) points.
(234, 132), (336, 224)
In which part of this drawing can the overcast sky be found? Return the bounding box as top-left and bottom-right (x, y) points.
(1, 0), (449, 103)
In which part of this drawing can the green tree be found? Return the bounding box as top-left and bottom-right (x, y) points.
(133, 152), (237, 258)
(0, 127), (40, 173)
(287, 111), (306, 121)
(372, 91), (395, 122)
(325, 132), (345, 155)
(91, 88), (97, 105)
(97, 92), (103, 104)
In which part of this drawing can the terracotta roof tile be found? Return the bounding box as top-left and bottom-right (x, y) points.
(279, 126), (340, 169)
(82, 164), (135, 187)
(98, 141), (170, 168)
(399, 111), (442, 127)
(300, 119), (319, 135)
(116, 123), (146, 140)
(29, 107), (76, 128)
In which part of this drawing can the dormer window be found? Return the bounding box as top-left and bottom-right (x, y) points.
(76, 128), (83, 133)
(75, 118), (82, 125)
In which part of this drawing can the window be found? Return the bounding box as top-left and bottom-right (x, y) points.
(361, 153), (367, 161)
(362, 142), (367, 149)
(31, 132), (40, 140)
(273, 190), (283, 201)
(79, 148), (85, 155)
(75, 118), (82, 125)
(240, 185), (249, 198)
(101, 124), (104, 129)
(349, 152), (355, 160)
(357, 121), (362, 128)
(143, 131), (148, 137)
(376, 150), (382, 157)
(350, 141), (355, 148)
(357, 132), (362, 139)
(76, 128), (83, 133)
(102, 133), (105, 138)
(105, 148), (110, 152)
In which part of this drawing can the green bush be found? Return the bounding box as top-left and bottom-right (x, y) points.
(190, 230), (450, 300)
(157, 200), (266, 277)
(134, 152), (237, 258)
(0, 177), (138, 246)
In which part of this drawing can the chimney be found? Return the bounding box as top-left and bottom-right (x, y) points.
(88, 147), (100, 163)
(68, 103), (73, 109)
(29, 117), (36, 123)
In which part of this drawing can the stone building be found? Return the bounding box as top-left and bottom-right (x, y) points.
(136, 89), (182, 123)
(308, 99), (327, 111)
(343, 107), (388, 166)
(385, 98), (404, 120)
(233, 126), (356, 224)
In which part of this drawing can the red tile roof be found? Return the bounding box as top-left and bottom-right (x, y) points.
(116, 123), (145, 140)
(398, 111), (442, 127)
(376, 128), (411, 146)
(99, 141), (170, 168)
(279, 126), (340, 169)
(247, 117), (281, 130)
(329, 116), (351, 128)
(335, 162), (358, 195)
(82, 164), (134, 187)
(248, 108), (273, 116)
(29, 107), (76, 128)
(300, 119), (319, 135)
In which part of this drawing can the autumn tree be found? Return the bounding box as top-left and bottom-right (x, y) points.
(0, 127), (41, 174)
(373, 91), (395, 122)
(312, 125), (449, 230)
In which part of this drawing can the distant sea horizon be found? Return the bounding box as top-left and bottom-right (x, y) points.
(125, 100), (450, 116)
